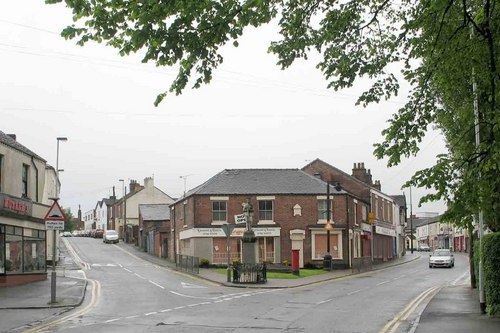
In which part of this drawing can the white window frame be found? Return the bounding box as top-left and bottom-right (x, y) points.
(311, 230), (343, 260)
(211, 200), (228, 225)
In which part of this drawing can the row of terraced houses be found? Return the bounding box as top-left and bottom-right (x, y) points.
(87, 159), (409, 269)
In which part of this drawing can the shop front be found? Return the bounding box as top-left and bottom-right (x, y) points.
(373, 225), (396, 262)
(179, 226), (281, 265)
(1, 194), (47, 287)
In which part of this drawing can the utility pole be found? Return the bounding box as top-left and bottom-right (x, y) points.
(410, 187), (413, 254)
(179, 174), (193, 197)
(472, 34), (486, 312)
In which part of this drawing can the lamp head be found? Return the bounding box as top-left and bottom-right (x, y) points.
(324, 221), (334, 232)
(57, 137), (68, 142)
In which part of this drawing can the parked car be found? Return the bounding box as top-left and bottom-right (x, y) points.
(93, 229), (104, 238)
(103, 230), (119, 244)
(60, 231), (72, 237)
(429, 249), (454, 268)
(419, 244), (431, 251)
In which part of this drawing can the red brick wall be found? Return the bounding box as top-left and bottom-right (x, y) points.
(302, 160), (371, 201)
(0, 273), (47, 287)
(189, 194), (352, 265)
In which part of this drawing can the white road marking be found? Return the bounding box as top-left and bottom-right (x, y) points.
(160, 309), (172, 313)
(149, 280), (165, 289)
(174, 306), (185, 310)
(317, 299), (332, 305)
(377, 280), (390, 286)
(104, 318), (120, 323)
(181, 281), (207, 288)
(145, 312), (157, 316)
(451, 271), (469, 285)
(134, 273), (146, 279)
(123, 268), (132, 272)
(347, 289), (363, 295)
(126, 315), (139, 319)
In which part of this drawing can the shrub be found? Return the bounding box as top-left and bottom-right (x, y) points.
(282, 259), (289, 266)
(304, 262), (319, 269)
(483, 232), (500, 317)
(199, 258), (210, 268)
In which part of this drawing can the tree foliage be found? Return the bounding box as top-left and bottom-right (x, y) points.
(46, 0), (499, 229)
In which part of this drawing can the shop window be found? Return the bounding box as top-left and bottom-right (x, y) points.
(23, 238), (46, 272)
(312, 232), (341, 260)
(0, 230), (4, 274)
(258, 237), (275, 263)
(6, 234), (23, 274)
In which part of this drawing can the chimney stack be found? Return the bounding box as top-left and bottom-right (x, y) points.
(352, 162), (374, 186)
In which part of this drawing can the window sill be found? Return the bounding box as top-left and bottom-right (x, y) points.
(257, 221), (275, 225)
(211, 221), (227, 226)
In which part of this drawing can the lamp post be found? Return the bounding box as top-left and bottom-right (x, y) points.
(52, 137), (67, 303)
(119, 179), (126, 242)
(323, 182), (334, 270)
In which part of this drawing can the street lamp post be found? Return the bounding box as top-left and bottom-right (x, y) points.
(323, 182), (334, 270)
(119, 179), (126, 242)
(52, 137), (67, 303)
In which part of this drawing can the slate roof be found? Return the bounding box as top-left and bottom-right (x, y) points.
(0, 130), (46, 162)
(406, 215), (441, 230)
(176, 169), (346, 203)
(391, 195), (406, 207)
(139, 204), (171, 221)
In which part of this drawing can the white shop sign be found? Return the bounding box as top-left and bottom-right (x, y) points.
(180, 227), (281, 239)
(375, 226), (396, 237)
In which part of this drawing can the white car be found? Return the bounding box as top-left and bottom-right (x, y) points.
(429, 249), (454, 268)
(103, 230), (119, 244)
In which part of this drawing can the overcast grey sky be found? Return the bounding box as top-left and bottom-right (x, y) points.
(1, 1), (447, 216)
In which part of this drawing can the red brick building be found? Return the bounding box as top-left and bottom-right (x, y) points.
(302, 159), (401, 262)
(138, 204), (171, 258)
(170, 169), (368, 268)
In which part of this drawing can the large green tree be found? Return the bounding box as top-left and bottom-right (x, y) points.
(46, 0), (499, 230)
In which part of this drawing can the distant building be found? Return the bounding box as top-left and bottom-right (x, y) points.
(112, 178), (174, 244)
(138, 204), (171, 258)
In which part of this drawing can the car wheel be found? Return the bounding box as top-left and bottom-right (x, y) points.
(429, 265), (432, 268)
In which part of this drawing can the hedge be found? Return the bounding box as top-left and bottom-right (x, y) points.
(483, 232), (500, 317)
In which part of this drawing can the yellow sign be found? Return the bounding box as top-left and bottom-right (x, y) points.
(368, 212), (375, 224)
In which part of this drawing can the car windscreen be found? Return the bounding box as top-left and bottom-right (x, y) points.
(433, 250), (450, 256)
(106, 231), (118, 236)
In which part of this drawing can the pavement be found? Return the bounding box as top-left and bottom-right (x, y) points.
(1, 240), (499, 333)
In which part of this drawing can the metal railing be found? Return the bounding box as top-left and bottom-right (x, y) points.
(352, 256), (372, 273)
(232, 263), (267, 284)
(176, 254), (199, 274)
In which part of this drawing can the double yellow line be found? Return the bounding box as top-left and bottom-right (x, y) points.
(24, 278), (101, 333)
(378, 286), (441, 333)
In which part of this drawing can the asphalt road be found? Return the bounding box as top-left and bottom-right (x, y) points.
(36, 238), (470, 333)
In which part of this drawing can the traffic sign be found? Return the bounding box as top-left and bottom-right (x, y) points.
(44, 200), (66, 221)
(45, 220), (65, 230)
(221, 223), (235, 237)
